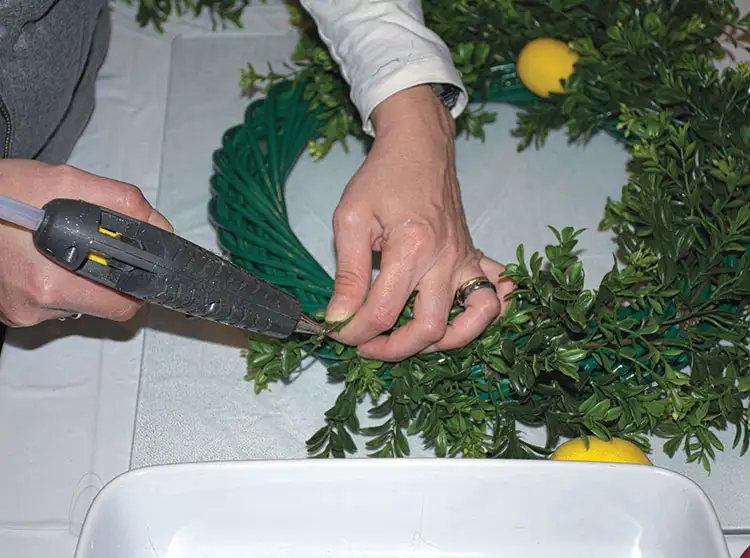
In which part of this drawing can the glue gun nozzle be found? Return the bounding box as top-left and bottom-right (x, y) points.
(294, 313), (325, 337)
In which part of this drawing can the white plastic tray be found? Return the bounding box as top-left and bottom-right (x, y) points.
(75, 459), (729, 558)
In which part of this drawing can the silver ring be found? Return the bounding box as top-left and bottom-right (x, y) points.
(456, 276), (496, 307)
(58, 313), (83, 322)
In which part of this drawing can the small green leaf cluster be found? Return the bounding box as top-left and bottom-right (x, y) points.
(122, 0), (252, 32)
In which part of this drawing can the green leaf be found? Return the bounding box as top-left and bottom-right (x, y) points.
(556, 361), (580, 382)
(360, 421), (392, 437)
(586, 399), (611, 421)
(587, 422), (610, 440)
(337, 425), (358, 454)
(395, 428), (411, 457)
(663, 435), (683, 458)
(392, 403), (411, 428)
(306, 426), (329, 449)
(705, 430), (725, 452)
(280, 346), (300, 375)
(559, 349), (588, 363)
(366, 432), (392, 451)
(368, 446), (393, 458)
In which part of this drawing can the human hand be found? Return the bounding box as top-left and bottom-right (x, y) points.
(0, 159), (172, 327)
(325, 85), (514, 361)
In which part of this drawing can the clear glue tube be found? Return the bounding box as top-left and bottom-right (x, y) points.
(0, 194), (46, 231)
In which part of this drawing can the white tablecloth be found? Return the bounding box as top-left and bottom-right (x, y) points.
(0, 3), (748, 557)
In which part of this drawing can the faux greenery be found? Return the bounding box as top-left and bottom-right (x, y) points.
(119, 0), (252, 31)
(133, 0), (750, 471)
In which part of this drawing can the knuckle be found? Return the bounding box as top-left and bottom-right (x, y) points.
(119, 183), (149, 213)
(3, 312), (28, 328)
(399, 222), (438, 256)
(420, 319), (447, 344)
(333, 268), (367, 294)
(2, 301), (42, 328)
(370, 305), (400, 332)
(403, 221), (431, 244)
(489, 296), (503, 312)
(481, 295), (503, 318)
(332, 205), (361, 232)
(51, 164), (82, 192)
(27, 274), (57, 309)
(439, 244), (461, 265)
(1, 267), (53, 326)
(7, 315), (35, 328)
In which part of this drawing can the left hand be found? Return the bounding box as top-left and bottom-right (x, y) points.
(325, 85), (514, 361)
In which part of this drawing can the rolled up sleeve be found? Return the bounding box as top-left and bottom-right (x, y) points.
(299, 0), (468, 136)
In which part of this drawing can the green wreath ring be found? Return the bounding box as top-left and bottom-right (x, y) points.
(207, 25), (750, 467)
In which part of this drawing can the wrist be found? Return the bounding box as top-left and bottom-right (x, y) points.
(371, 85), (456, 141)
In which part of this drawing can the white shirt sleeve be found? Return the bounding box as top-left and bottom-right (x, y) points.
(298, 0), (468, 136)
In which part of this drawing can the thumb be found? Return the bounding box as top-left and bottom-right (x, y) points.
(326, 217), (372, 324)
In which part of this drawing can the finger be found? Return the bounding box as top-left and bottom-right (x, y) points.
(326, 207), (374, 324)
(356, 271), (453, 361)
(146, 208), (173, 231)
(332, 227), (430, 346)
(74, 176), (172, 230)
(2, 305), (77, 328)
(35, 255), (144, 322)
(421, 266), (502, 355)
(479, 256), (515, 314)
(46, 164), (173, 230)
(53, 280), (143, 321)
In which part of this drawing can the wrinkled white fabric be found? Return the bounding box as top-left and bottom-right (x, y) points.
(299, 0), (467, 135)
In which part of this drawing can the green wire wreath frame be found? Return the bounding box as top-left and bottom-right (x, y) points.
(205, 62), (743, 407)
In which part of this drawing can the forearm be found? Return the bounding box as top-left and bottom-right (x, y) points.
(298, 0), (467, 136)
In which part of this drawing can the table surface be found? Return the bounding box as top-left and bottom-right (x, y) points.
(1, 3), (749, 557)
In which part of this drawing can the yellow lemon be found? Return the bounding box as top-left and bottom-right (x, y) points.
(516, 37), (579, 98)
(550, 436), (653, 465)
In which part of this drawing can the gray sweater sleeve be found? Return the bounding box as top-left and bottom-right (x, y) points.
(0, 0), (110, 163)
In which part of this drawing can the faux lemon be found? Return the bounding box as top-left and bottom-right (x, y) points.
(516, 37), (579, 98)
(550, 436), (653, 465)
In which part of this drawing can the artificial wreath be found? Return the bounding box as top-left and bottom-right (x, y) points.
(129, 0), (750, 471)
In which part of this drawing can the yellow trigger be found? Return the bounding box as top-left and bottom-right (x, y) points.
(98, 226), (120, 238)
(86, 226), (121, 266)
(88, 253), (109, 266)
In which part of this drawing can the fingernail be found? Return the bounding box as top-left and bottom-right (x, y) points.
(325, 297), (352, 324)
(356, 346), (375, 360)
(420, 344), (438, 355)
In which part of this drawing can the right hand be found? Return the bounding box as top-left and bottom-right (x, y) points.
(0, 159), (172, 327)
(324, 86), (514, 361)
